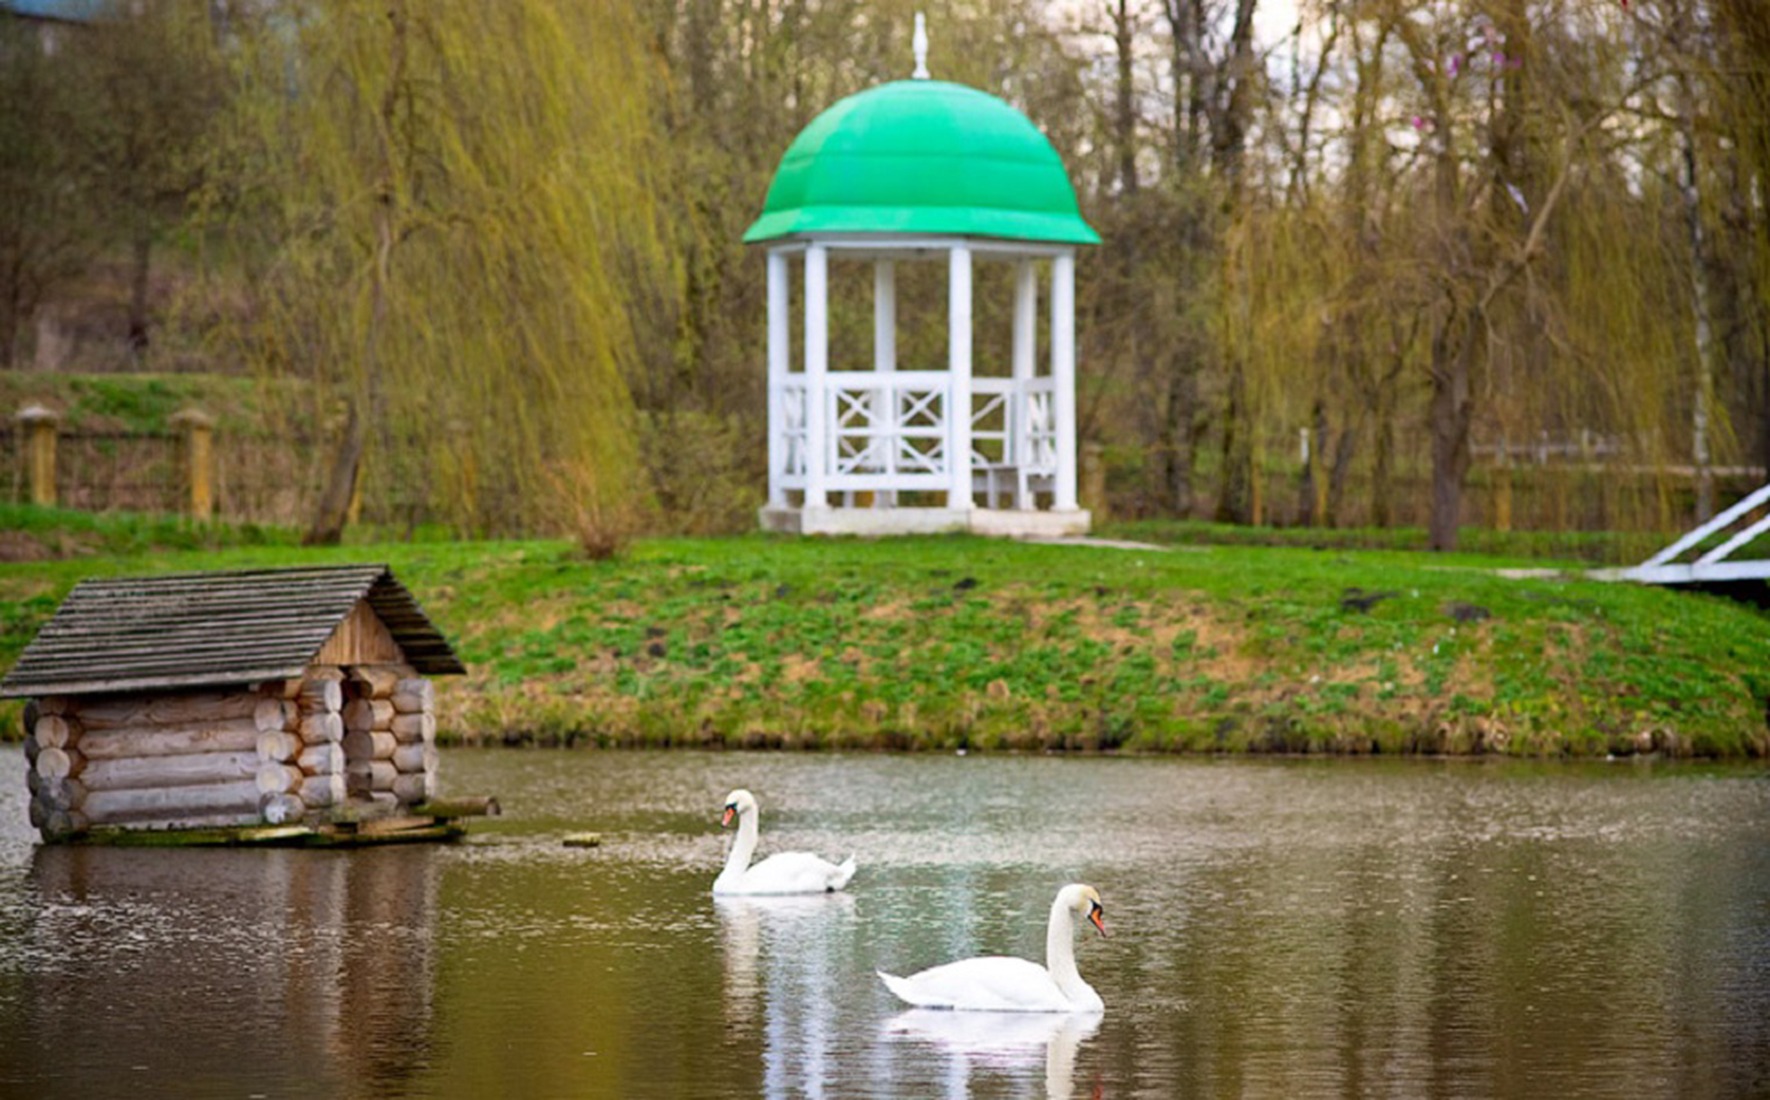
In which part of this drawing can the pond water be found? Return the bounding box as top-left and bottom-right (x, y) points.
(0, 748), (1767, 1099)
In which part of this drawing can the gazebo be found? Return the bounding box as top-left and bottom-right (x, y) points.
(747, 21), (1098, 537)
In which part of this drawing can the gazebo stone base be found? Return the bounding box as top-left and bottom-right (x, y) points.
(759, 505), (1090, 538)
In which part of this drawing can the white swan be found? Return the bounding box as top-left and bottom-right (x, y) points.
(878, 884), (1108, 1013)
(712, 788), (856, 896)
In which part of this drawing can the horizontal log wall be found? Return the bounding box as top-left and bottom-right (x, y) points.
(23, 688), (303, 835)
(24, 682), (330, 834)
(75, 691), (262, 730)
(80, 750), (260, 792)
(19, 663), (440, 837)
(80, 719), (262, 759)
(80, 780), (264, 824)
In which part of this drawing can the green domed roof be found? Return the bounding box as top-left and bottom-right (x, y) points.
(743, 80), (1099, 246)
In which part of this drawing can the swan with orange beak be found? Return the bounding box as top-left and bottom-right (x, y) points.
(713, 788), (857, 895)
(878, 884), (1109, 1013)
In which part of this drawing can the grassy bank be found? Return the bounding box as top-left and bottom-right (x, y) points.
(2, 517), (1768, 757)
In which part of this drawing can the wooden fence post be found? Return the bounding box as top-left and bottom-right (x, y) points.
(1249, 451), (1264, 527)
(1494, 465), (1513, 534)
(1080, 442), (1107, 522)
(170, 407), (215, 520)
(15, 404), (60, 507)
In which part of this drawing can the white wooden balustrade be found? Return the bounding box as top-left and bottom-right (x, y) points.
(773, 373), (1057, 510)
(758, 239), (1087, 537)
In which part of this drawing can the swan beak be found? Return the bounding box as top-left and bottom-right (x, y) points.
(1088, 903), (1108, 938)
(721, 806), (736, 828)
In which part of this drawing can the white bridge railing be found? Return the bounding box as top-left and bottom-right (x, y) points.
(1630, 482), (1770, 584)
(775, 373), (1056, 502)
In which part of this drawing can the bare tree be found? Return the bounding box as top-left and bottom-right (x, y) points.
(0, 22), (98, 369)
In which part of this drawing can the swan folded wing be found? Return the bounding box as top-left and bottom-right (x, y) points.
(878, 957), (1075, 1012)
(716, 851), (853, 895)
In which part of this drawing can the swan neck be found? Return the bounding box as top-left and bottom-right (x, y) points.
(1045, 893), (1085, 999)
(724, 807), (760, 877)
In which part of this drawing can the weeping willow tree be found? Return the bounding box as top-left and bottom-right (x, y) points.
(1711, 0), (1770, 478)
(205, 1), (670, 545)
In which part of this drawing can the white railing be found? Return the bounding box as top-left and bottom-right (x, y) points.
(968, 378), (1055, 469)
(779, 380), (807, 480)
(775, 373), (1058, 501)
(1021, 377), (1058, 474)
(1630, 482), (1770, 585)
(970, 380), (1010, 469)
(826, 371), (950, 491)
(971, 377), (1055, 507)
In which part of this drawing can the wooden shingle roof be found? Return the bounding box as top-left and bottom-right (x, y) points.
(0, 564), (465, 698)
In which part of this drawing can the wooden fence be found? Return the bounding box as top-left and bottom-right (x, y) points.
(6, 401), (1761, 539)
(3, 404), (320, 525)
(1094, 431), (1763, 539)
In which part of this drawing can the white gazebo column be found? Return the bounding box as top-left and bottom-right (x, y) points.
(1052, 250), (1078, 512)
(805, 243), (830, 510)
(948, 243), (974, 511)
(1012, 259), (1037, 509)
(767, 249), (790, 507)
(874, 260), (897, 371)
(874, 260), (898, 504)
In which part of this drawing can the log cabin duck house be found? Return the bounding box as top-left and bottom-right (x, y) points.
(2, 564), (494, 845)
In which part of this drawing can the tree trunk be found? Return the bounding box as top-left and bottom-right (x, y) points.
(1213, 0), (1260, 186)
(684, 0), (717, 118)
(1164, 0), (1205, 176)
(1428, 316), (1478, 551)
(1112, 0), (1138, 196)
(1760, 328), (1770, 479)
(1371, 388), (1394, 528)
(305, 398), (366, 545)
(1163, 361), (1198, 517)
(1216, 364), (1253, 524)
(1680, 76), (1717, 522)
(1660, 0), (1734, 521)
(1326, 417), (1359, 529)
(127, 226), (152, 355)
(1, 257), (28, 369)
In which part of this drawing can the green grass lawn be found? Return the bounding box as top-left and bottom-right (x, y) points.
(3, 510), (1768, 757)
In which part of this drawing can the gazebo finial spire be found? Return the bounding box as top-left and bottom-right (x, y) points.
(912, 13), (930, 80)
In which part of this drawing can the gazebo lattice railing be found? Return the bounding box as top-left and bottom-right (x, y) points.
(777, 373), (1058, 509)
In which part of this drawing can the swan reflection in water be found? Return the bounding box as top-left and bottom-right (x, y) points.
(883, 1008), (1101, 1100)
(716, 892), (858, 1098)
